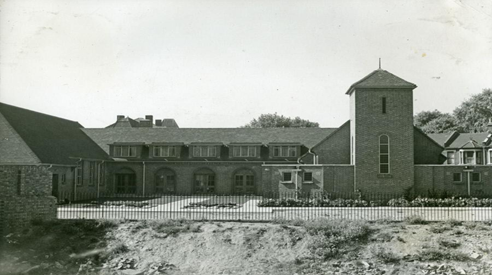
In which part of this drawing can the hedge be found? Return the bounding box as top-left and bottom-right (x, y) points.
(257, 197), (492, 207)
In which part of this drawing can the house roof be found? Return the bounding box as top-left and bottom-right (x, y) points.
(346, 69), (417, 95)
(0, 102), (110, 165)
(83, 127), (337, 154)
(428, 132), (491, 149)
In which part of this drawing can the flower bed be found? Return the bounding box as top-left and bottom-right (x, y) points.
(257, 197), (492, 208)
(87, 201), (151, 208)
(183, 202), (241, 209)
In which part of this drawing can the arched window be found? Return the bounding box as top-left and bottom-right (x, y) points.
(379, 135), (390, 174)
(115, 168), (136, 194)
(155, 168), (176, 194)
(194, 168), (215, 193)
(233, 169), (255, 194)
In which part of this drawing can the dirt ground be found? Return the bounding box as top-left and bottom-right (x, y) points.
(2, 218), (492, 274)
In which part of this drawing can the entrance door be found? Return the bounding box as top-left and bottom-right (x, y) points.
(234, 169), (255, 194)
(52, 174), (59, 197)
(115, 174), (136, 194)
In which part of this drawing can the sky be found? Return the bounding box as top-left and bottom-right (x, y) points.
(0, 0), (491, 128)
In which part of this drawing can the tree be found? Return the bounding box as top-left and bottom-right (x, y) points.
(414, 110), (461, 134)
(242, 113), (319, 128)
(453, 89), (492, 133)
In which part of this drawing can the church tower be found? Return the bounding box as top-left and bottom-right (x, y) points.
(348, 68), (417, 194)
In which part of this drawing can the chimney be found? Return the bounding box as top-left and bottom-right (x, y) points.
(117, 115), (124, 121)
(145, 115), (153, 122)
(155, 119), (162, 126)
(488, 118), (492, 133)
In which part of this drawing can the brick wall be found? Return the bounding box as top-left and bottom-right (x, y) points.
(0, 165), (57, 232)
(352, 89), (415, 194)
(414, 129), (445, 164)
(104, 162), (265, 195)
(309, 121), (351, 164)
(415, 165), (492, 196)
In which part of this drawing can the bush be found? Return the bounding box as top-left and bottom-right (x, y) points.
(370, 244), (400, 263)
(404, 215), (428, 225)
(304, 219), (371, 260)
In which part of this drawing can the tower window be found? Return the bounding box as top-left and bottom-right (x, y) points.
(382, 97), (387, 114)
(379, 135), (390, 174)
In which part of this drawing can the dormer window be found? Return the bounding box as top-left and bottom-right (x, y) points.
(272, 146), (298, 157)
(192, 145), (218, 157)
(232, 146), (257, 157)
(114, 145), (137, 157)
(153, 146), (178, 157)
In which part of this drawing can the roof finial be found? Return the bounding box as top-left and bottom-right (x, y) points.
(379, 58), (381, 70)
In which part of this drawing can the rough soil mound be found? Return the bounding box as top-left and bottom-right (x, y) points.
(3, 219), (492, 274)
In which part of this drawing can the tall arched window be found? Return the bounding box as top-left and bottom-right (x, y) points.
(379, 135), (390, 174)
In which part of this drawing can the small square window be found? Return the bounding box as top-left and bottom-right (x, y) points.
(304, 172), (313, 182)
(282, 172), (292, 182)
(472, 172), (481, 182)
(453, 173), (462, 182)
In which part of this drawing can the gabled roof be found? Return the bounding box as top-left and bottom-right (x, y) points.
(428, 132), (490, 149)
(0, 102), (110, 165)
(83, 127), (337, 154)
(346, 69), (417, 95)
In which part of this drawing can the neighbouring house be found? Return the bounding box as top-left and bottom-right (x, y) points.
(0, 102), (109, 230)
(2, 67), (491, 205)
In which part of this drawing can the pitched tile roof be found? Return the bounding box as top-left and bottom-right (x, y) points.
(83, 127), (337, 154)
(428, 132), (490, 149)
(346, 69), (417, 94)
(0, 102), (110, 165)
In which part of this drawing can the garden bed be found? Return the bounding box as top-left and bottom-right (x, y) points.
(258, 197), (492, 208)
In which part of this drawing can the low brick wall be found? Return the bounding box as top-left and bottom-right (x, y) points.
(1, 195), (57, 232)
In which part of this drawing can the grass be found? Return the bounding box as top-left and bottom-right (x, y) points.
(417, 248), (470, 262)
(438, 237), (461, 248)
(303, 219), (371, 260)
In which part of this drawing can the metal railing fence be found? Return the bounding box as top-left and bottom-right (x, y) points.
(56, 191), (492, 222)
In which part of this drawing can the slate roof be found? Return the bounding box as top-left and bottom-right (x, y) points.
(0, 102), (110, 165)
(427, 132), (491, 149)
(83, 127), (337, 154)
(346, 69), (417, 94)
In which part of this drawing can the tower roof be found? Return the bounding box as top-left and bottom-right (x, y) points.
(346, 69), (417, 95)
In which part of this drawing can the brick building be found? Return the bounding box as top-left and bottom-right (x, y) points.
(2, 67), (492, 204)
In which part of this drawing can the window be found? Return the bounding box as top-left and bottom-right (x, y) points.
(99, 163), (105, 186)
(192, 146), (217, 157)
(453, 173), (462, 182)
(489, 149), (492, 164)
(472, 172), (481, 182)
(17, 170), (22, 195)
(446, 151), (455, 165)
(382, 97), (387, 114)
(461, 150), (483, 165)
(282, 172), (292, 182)
(304, 172), (313, 182)
(379, 135), (390, 174)
(113, 145), (137, 157)
(234, 169), (255, 194)
(153, 146), (178, 157)
(272, 146), (298, 157)
(88, 162), (96, 186)
(61, 174), (66, 185)
(232, 146), (257, 157)
(76, 165), (83, 186)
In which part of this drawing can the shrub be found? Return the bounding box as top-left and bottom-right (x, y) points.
(417, 249), (470, 262)
(404, 215), (427, 225)
(370, 244), (400, 263)
(438, 238), (460, 248)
